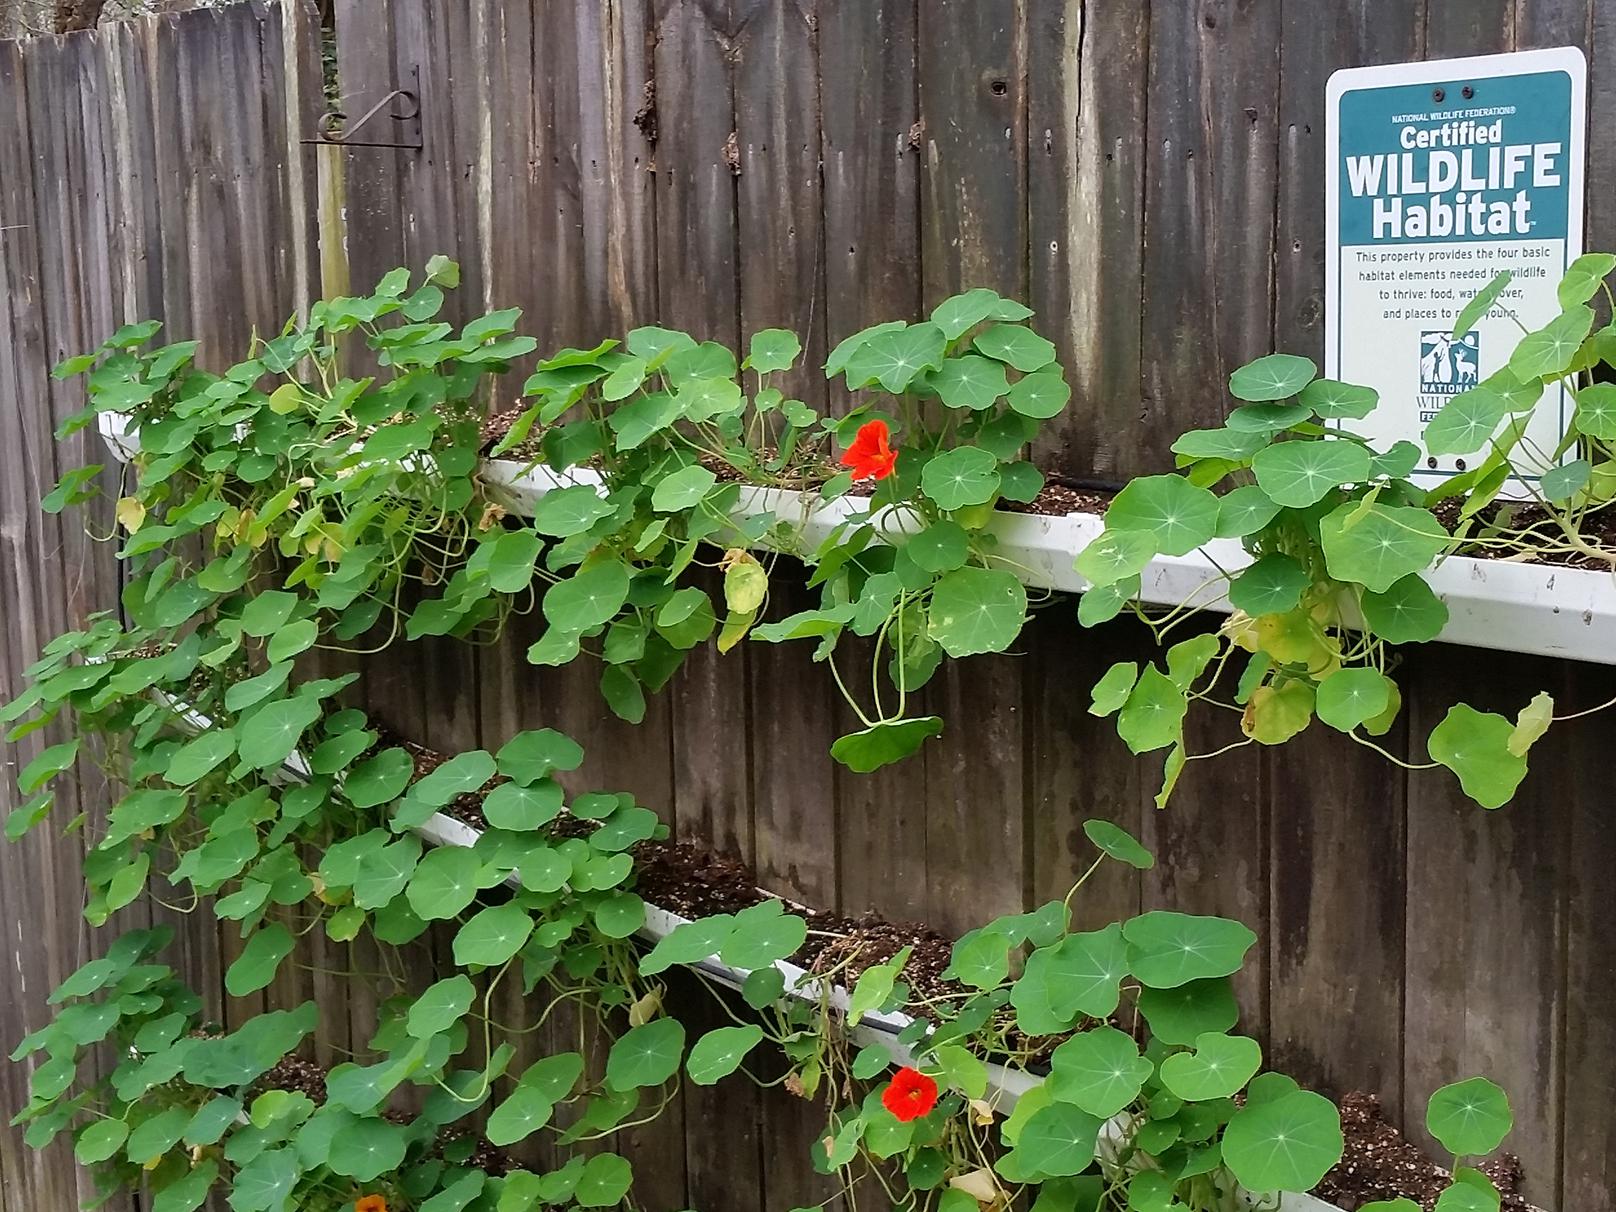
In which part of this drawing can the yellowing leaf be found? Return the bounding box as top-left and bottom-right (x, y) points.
(628, 987), (663, 1027)
(724, 554), (768, 614)
(717, 609), (757, 654)
(115, 496), (146, 534)
(1507, 691), (1554, 757)
(1242, 682), (1315, 745)
(949, 1168), (1000, 1204)
(268, 383), (304, 414)
(1254, 610), (1339, 673)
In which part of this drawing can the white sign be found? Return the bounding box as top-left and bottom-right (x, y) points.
(1326, 47), (1586, 493)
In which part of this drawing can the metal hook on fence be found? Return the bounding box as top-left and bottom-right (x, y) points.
(304, 65), (422, 150)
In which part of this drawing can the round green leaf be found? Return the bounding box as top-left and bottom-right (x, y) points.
(921, 447), (1001, 511)
(1075, 529), (1157, 588)
(1319, 502), (1449, 593)
(482, 779), (564, 830)
(1215, 485), (1282, 539)
(973, 324), (1057, 372)
(686, 1025), (765, 1085)
(1227, 402), (1313, 433)
(1509, 305), (1593, 381)
(651, 464), (718, 513)
(1105, 475), (1219, 557)
(237, 696), (322, 771)
(452, 903), (534, 967)
(908, 521), (970, 573)
(1089, 662), (1139, 718)
(75, 1118), (129, 1164)
(407, 975), (476, 1039)
(1573, 383), (1616, 439)
(1426, 1077), (1513, 1156)
(1540, 458), (1591, 503)
(1159, 1032), (1263, 1102)
(830, 716), (944, 773)
(1300, 378), (1378, 420)
(1011, 1102), (1104, 1178)
(928, 355), (1010, 410)
(605, 1018), (686, 1091)
(1359, 574), (1448, 644)
(1230, 354), (1317, 402)
(1136, 977), (1239, 1046)
(485, 530), (542, 594)
(999, 460), (1045, 503)
(575, 1153), (634, 1208)
(1171, 426), (1268, 461)
(1424, 386), (1508, 457)
(486, 1085), (556, 1147)
(1006, 369), (1072, 418)
(1116, 666), (1188, 754)
(543, 561), (631, 632)
(845, 323), (947, 392)
(166, 730), (237, 786)
(344, 748), (415, 809)
(593, 892), (646, 939)
(720, 903), (809, 969)
(1081, 819), (1154, 869)
(1221, 1089), (1343, 1193)
(327, 1117), (408, 1181)
(406, 846), (483, 921)
(496, 728), (585, 785)
(1314, 668), (1395, 733)
(1122, 912), (1257, 989)
(1227, 553), (1310, 616)
(532, 485), (614, 537)
(1046, 1026), (1153, 1118)
(1427, 705), (1527, 810)
(1011, 924), (1128, 1035)
(930, 288), (1031, 339)
(225, 923), (294, 997)
(745, 327), (802, 373)
(1252, 440), (1372, 507)
(927, 567), (1026, 657)
(409, 750), (496, 808)
(351, 837), (421, 910)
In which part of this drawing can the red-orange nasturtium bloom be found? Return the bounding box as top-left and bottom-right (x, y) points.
(840, 419), (898, 482)
(355, 1196), (388, 1212)
(881, 1066), (939, 1122)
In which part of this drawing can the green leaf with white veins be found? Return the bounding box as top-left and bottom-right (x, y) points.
(543, 561), (631, 631)
(1509, 305), (1593, 380)
(1573, 383), (1616, 439)
(652, 464), (718, 512)
(1222, 1089), (1343, 1193)
(496, 728), (584, 784)
(453, 902), (533, 966)
(928, 567), (1026, 656)
(1159, 1032), (1263, 1102)
(1315, 668), (1394, 732)
(482, 779), (564, 830)
(825, 320), (906, 376)
(1427, 705), (1527, 809)
(1116, 666), (1187, 754)
(532, 485), (613, 536)
(686, 1025), (765, 1085)
(1319, 502), (1448, 593)
(1104, 475), (1219, 557)
(237, 696), (322, 770)
(1046, 1026), (1154, 1118)
(1010, 1103), (1104, 1178)
(745, 328), (801, 373)
(844, 323), (947, 392)
(974, 323), (1057, 372)
(1122, 911), (1257, 988)
(606, 1018), (685, 1090)
(1424, 386), (1507, 456)
(1360, 574), (1448, 643)
(928, 355), (1009, 409)
(406, 846), (483, 920)
(225, 923), (294, 996)
(1227, 554), (1310, 616)
(1011, 924), (1128, 1034)
(167, 729), (237, 786)
(344, 748), (414, 808)
(407, 975), (476, 1038)
(1006, 369), (1071, 418)
(1300, 378), (1379, 420)
(921, 447), (1001, 510)
(1427, 1077), (1513, 1156)
(1229, 353), (1317, 402)
(1075, 529), (1156, 588)
(930, 287), (1032, 339)
(1252, 441), (1371, 507)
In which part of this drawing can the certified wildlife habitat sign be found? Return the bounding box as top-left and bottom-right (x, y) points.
(1326, 47), (1586, 491)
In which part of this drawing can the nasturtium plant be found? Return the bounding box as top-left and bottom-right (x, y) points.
(1072, 258), (1616, 808)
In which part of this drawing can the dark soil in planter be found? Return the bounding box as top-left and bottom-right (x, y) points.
(1433, 496), (1616, 571)
(1316, 1092), (1528, 1211)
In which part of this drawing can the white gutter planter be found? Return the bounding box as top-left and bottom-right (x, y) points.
(96, 418), (1616, 667)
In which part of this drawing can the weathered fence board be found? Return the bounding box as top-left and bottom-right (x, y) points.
(4, 3), (1616, 1211)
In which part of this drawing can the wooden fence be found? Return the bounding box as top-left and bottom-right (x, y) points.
(1, 1), (1613, 1209)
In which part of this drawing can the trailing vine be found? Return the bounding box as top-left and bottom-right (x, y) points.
(4, 263), (1521, 1212)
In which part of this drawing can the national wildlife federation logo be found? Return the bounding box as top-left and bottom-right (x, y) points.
(1420, 330), (1479, 396)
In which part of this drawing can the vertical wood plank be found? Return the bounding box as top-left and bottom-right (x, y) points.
(1402, 649), (1565, 1208)
(916, 0), (1028, 939)
(1028, 0), (1151, 481)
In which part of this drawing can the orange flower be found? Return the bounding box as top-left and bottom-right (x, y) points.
(840, 419), (898, 482)
(355, 1196), (388, 1212)
(881, 1066), (938, 1123)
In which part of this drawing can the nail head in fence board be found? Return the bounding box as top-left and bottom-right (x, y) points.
(1403, 647), (1565, 1208)
(1027, 0), (1150, 481)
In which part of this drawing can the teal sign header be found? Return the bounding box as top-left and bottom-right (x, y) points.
(1336, 69), (1576, 245)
